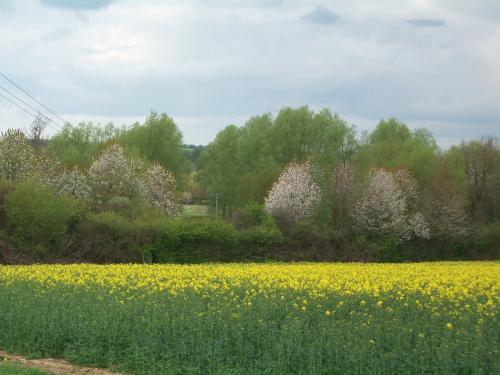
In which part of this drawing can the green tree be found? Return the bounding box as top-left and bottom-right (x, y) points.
(355, 118), (439, 186)
(197, 125), (242, 212)
(119, 112), (186, 182)
(271, 107), (355, 168)
(48, 122), (119, 167)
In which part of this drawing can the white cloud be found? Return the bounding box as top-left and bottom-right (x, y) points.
(0, 0), (499, 146)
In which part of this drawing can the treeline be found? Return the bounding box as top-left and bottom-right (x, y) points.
(0, 107), (498, 263)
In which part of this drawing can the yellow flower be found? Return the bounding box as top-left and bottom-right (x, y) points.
(446, 323), (453, 329)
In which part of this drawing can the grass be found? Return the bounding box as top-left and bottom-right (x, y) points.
(0, 262), (498, 375)
(180, 204), (209, 217)
(0, 362), (51, 375)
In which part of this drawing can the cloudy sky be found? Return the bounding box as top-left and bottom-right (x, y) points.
(0, 0), (499, 147)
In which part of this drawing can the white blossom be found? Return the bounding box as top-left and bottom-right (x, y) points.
(145, 163), (179, 216)
(265, 162), (321, 222)
(352, 168), (430, 241)
(0, 129), (36, 181)
(51, 168), (91, 199)
(87, 144), (147, 207)
(424, 179), (470, 240)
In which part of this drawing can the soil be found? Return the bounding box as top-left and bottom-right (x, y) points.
(0, 351), (129, 375)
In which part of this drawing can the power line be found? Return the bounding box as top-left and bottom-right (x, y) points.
(0, 92), (60, 133)
(0, 72), (68, 125)
(0, 91), (37, 119)
(0, 85), (63, 130)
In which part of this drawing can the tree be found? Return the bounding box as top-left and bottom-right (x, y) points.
(461, 136), (500, 221)
(119, 112), (186, 183)
(0, 129), (36, 181)
(197, 107), (355, 212)
(87, 144), (146, 209)
(197, 125), (243, 212)
(424, 162), (469, 240)
(28, 112), (48, 153)
(50, 167), (90, 200)
(355, 118), (439, 186)
(49, 122), (120, 167)
(271, 107), (355, 168)
(145, 164), (179, 216)
(351, 168), (429, 241)
(331, 163), (357, 229)
(265, 162), (321, 223)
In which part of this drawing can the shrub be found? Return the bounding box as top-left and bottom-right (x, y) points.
(4, 179), (78, 249)
(106, 196), (134, 218)
(237, 219), (284, 258)
(69, 211), (149, 263)
(231, 203), (270, 228)
(473, 222), (500, 259)
(149, 218), (238, 262)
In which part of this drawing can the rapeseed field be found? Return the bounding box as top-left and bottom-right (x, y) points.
(0, 262), (498, 374)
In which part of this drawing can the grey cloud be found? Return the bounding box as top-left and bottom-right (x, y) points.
(40, 0), (112, 11)
(302, 6), (339, 25)
(406, 18), (446, 27)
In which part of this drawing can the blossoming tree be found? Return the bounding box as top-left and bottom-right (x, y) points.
(265, 162), (321, 222)
(0, 129), (36, 181)
(351, 168), (429, 241)
(145, 164), (179, 216)
(87, 144), (147, 207)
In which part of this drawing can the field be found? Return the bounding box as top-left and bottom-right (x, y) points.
(0, 262), (498, 375)
(180, 204), (209, 217)
(0, 363), (49, 375)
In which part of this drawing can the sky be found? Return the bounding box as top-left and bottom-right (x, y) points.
(0, 0), (499, 148)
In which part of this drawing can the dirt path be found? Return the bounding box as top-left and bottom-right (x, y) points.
(0, 351), (129, 375)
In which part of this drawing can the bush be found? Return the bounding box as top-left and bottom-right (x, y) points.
(282, 222), (348, 261)
(149, 218), (239, 262)
(4, 179), (78, 250)
(106, 196), (134, 218)
(230, 203), (270, 228)
(237, 219), (284, 259)
(69, 211), (149, 263)
(473, 222), (500, 259)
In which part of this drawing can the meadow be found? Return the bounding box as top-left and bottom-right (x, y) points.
(0, 262), (498, 375)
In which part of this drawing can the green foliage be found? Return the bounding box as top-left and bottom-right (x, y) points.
(70, 211), (149, 263)
(198, 107), (354, 212)
(119, 112), (187, 184)
(4, 179), (78, 248)
(237, 221), (284, 258)
(230, 203), (269, 228)
(106, 196), (134, 218)
(355, 118), (439, 185)
(149, 218), (239, 262)
(48, 122), (119, 167)
(473, 222), (500, 259)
